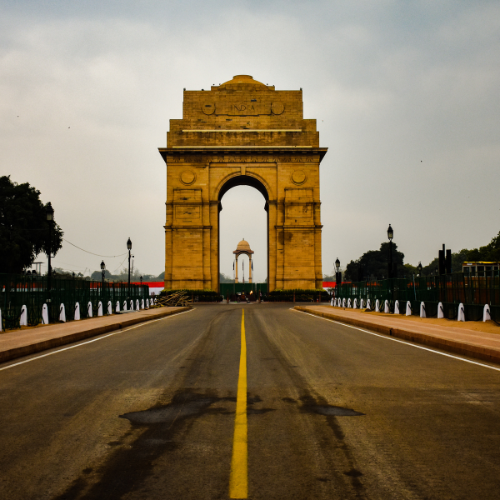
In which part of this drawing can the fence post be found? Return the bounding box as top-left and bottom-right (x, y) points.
(420, 302), (426, 318)
(59, 304), (66, 322)
(41, 304), (49, 324)
(457, 303), (465, 322)
(437, 302), (444, 319)
(20, 305), (28, 326)
(483, 304), (491, 322)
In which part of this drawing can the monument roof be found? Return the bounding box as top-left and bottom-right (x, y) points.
(233, 239), (254, 254)
(221, 75), (266, 86)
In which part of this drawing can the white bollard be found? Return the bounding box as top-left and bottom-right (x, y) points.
(146, 298), (149, 308)
(116, 301), (120, 313)
(394, 300), (400, 314)
(136, 299), (140, 311)
(483, 304), (491, 322)
(353, 298), (358, 309)
(437, 302), (444, 319)
(347, 298), (352, 308)
(98, 301), (103, 317)
(108, 301), (112, 315)
(342, 298), (346, 308)
(367, 299), (371, 310)
(74, 302), (80, 320)
(360, 299), (365, 309)
(406, 301), (412, 316)
(42, 304), (49, 325)
(59, 304), (66, 322)
(20, 305), (28, 326)
(130, 299), (134, 311)
(375, 299), (380, 312)
(457, 303), (465, 322)
(87, 301), (93, 318)
(123, 300), (127, 311)
(420, 302), (426, 318)
(141, 299), (145, 310)
(384, 300), (390, 313)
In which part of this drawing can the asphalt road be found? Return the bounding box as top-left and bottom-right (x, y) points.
(1, 304), (500, 500)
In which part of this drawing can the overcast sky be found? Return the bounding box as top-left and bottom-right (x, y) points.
(1, 0), (499, 282)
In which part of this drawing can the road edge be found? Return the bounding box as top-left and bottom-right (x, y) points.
(0, 307), (192, 365)
(294, 306), (500, 366)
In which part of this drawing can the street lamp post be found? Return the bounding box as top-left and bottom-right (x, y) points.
(101, 260), (105, 297)
(335, 258), (341, 298)
(387, 224), (394, 279)
(45, 203), (54, 308)
(127, 237), (132, 300)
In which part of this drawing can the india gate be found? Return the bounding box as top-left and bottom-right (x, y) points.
(158, 75), (328, 292)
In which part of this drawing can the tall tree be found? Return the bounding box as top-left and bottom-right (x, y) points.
(465, 231), (500, 262)
(344, 242), (405, 281)
(0, 176), (63, 274)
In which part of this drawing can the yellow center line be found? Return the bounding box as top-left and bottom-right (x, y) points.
(230, 309), (248, 498)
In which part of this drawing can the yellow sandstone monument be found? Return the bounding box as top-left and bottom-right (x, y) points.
(159, 75), (328, 292)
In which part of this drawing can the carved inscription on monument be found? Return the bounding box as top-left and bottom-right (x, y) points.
(202, 102), (284, 116)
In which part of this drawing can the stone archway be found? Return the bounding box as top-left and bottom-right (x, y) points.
(159, 75), (328, 292)
(218, 175), (269, 290)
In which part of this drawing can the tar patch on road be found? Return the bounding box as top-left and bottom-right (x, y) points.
(53, 389), (234, 500)
(120, 395), (219, 425)
(309, 405), (364, 417)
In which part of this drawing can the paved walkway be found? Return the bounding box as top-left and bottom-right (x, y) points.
(0, 307), (190, 364)
(295, 305), (500, 365)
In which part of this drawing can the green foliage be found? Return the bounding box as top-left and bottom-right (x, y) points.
(416, 235), (499, 275)
(464, 231), (500, 262)
(220, 272), (233, 283)
(344, 242), (405, 281)
(90, 269), (165, 282)
(0, 176), (63, 273)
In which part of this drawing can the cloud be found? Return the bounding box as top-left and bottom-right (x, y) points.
(1, 1), (499, 278)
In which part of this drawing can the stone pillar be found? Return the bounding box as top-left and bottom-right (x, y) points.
(235, 255), (239, 284)
(249, 255), (253, 283)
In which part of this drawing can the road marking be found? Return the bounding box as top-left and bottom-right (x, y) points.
(230, 309), (248, 498)
(0, 309), (195, 372)
(292, 309), (500, 373)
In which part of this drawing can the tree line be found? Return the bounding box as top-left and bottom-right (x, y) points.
(332, 230), (500, 282)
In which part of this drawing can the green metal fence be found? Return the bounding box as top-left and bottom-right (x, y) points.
(0, 273), (150, 331)
(335, 273), (500, 322)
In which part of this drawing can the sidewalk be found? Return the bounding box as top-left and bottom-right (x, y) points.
(0, 307), (190, 364)
(294, 305), (500, 365)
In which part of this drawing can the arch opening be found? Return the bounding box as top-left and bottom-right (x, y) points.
(218, 176), (269, 295)
(218, 174), (269, 203)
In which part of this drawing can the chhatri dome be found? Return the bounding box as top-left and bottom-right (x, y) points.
(234, 239), (254, 254)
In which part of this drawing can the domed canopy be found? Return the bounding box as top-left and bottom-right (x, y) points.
(233, 239), (254, 254)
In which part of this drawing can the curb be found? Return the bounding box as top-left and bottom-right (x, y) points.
(294, 306), (500, 366)
(0, 307), (192, 365)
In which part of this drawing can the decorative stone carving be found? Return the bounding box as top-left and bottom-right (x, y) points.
(271, 102), (284, 114)
(291, 170), (307, 185)
(180, 170), (196, 185)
